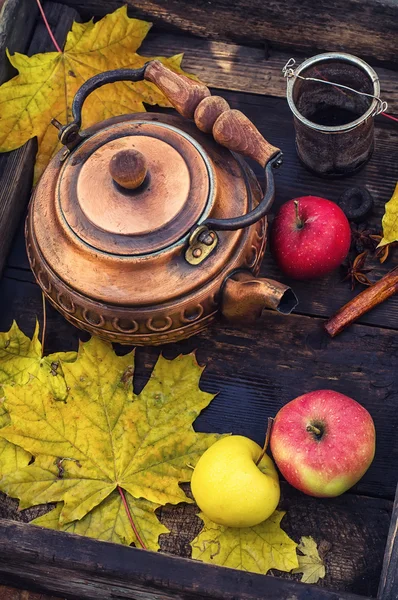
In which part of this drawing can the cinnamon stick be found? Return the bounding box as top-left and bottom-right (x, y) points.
(325, 265), (398, 337)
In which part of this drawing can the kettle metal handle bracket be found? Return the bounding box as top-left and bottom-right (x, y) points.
(185, 152), (282, 264)
(185, 225), (218, 265)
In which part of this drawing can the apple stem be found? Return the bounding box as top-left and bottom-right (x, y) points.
(294, 200), (304, 229)
(306, 424), (322, 436)
(256, 417), (274, 466)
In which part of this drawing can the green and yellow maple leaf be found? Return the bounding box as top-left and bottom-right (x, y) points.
(0, 320), (76, 395)
(0, 6), (194, 182)
(0, 337), (219, 529)
(191, 511), (298, 574)
(292, 536), (326, 584)
(0, 404), (30, 475)
(379, 182), (398, 247)
(0, 321), (76, 476)
(32, 491), (168, 550)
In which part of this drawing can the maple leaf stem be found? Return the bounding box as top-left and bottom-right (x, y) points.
(117, 486), (147, 550)
(35, 0), (63, 53)
(41, 292), (47, 358)
(256, 417), (274, 466)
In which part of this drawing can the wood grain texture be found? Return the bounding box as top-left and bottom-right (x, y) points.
(0, 586), (63, 600)
(0, 142), (36, 277)
(6, 88), (398, 331)
(0, 0), (38, 84)
(378, 485), (398, 600)
(140, 34), (398, 116)
(61, 0), (398, 64)
(0, 513), (383, 600)
(0, 275), (395, 596)
(194, 96), (230, 133)
(0, 0), (38, 277)
(1, 481), (390, 597)
(212, 108), (280, 166)
(0, 274), (397, 501)
(26, 0), (79, 56)
(0, 1), (79, 278)
(145, 59), (211, 118)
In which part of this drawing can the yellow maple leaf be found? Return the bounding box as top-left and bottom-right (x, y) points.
(0, 321), (76, 476)
(191, 511), (298, 574)
(31, 491), (168, 550)
(0, 321), (76, 393)
(0, 6), (193, 182)
(379, 183), (398, 247)
(0, 337), (219, 534)
(292, 536), (326, 584)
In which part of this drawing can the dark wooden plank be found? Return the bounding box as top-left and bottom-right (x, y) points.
(0, 0), (38, 277)
(7, 87), (398, 331)
(27, 1), (80, 57)
(1, 477), (391, 597)
(378, 485), (398, 600)
(140, 33), (398, 114)
(0, 0), (38, 84)
(159, 485), (393, 598)
(0, 515), (376, 600)
(62, 0), (398, 65)
(0, 1), (80, 278)
(0, 143), (36, 277)
(0, 585), (63, 600)
(0, 274), (397, 500)
(0, 276), (395, 595)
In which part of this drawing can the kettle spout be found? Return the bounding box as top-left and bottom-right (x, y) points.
(221, 271), (298, 323)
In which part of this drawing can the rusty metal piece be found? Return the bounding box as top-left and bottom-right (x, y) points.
(286, 53), (381, 177)
(221, 271), (298, 323)
(185, 225), (218, 265)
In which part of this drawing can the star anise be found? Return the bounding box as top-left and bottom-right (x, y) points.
(368, 234), (398, 264)
(343, 251), (373, 290)
(350, 224), (379, 253)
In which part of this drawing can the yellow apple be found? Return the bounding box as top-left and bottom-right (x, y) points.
(191, 435), (280, 528)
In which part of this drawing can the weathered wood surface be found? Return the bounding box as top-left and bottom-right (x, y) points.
(0, 0), (38, 277)
(62, 0), (398, 65)
(0, 0), (38, 84)
(378, 485), (398, 600)
(0, 516), (378, 600)
(0, 273), (397, 503)
(0, 0), (79, 278)
(0, 439), (392, 599)
(0, 586), (62, 600)
(140, 34), (398, 115)
(27, 0), (79, 56)
(7, 88), (398, 331)
(0, 1), (397, 599)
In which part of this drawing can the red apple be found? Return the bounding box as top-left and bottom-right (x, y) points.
(271, 196), (351, 279)
(270, 390), (375, 497)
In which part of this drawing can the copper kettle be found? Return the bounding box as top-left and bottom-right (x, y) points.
(26, 61), (297, 345)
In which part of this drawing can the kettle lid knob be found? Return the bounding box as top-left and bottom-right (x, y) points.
(109, 149), (148, 190)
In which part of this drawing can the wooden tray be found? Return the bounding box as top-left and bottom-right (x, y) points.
(0, 1), (397, 599)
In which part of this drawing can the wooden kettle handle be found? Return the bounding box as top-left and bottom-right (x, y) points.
(144, 61), (280, 168)
(144, 60), (211, 118)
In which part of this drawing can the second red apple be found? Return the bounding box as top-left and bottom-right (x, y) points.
(271, 196), (351, 280)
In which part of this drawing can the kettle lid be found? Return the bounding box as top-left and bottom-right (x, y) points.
(58, 119), (214, 255)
